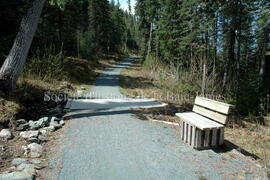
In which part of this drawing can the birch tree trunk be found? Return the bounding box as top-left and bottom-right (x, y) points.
(0, 0), (46, 93)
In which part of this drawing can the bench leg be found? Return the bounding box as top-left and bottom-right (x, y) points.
(180, 121), (184, 141)
(196, 130), (202, 149)
(204, 130), (210, 147)
(183, 122), (186, 142)
(191, 126), (196, 147)
(188, 125), (192, 145)
(179, 120), (225, 149)
(219, 128), (224, 145)
(184, 123), (189, 143)
(211, 129), (218, 147)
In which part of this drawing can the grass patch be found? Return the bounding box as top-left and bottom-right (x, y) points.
(0, 53), (125, 128)
(120, 60), (194, 111)
(225, 122), (270, 171)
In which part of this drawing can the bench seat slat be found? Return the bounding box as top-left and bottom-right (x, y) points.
(176, 112), (224, 130)
(194, 97), (233, 115)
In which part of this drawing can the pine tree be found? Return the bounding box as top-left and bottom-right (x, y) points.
(89, 0), (111, 54)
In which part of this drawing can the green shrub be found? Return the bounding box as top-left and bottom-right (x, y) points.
(79, 32), (94, 59)
(143, 55), (157, 69)
(25, 46), (65, 81)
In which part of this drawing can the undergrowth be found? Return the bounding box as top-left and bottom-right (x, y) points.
(120, 56), (270, 172)
(141, 55), (269, 124)
(0, 47), (125, 128)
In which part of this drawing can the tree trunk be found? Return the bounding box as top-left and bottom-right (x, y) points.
(58, 8), (63, 45)
(146, 23), (153, 60)
(155, 34), (159, 61)
(201, 62), (207, 95)
(213, 13), (218, 77)
(0, 0), (46, 93)
(236, 30), (241, 105)
(77, 29), (80, 58)
(260, 27), (269, 78)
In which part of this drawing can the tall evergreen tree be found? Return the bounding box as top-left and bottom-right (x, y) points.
(88, 0), (111, 54)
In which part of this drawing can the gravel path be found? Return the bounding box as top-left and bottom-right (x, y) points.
(44, 58), (268, 180)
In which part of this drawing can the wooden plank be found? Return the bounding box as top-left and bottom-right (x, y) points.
(219, 128), (224, 145)
(204, 130), (210, 147)
(188, 126), (192, 145)
(180, 121), (184, 141)
(182, 122), (186, 141)
(191, 126), (196, 147)
(211, 129), (218, 147)
(194, 97), (233, 115)
(196, 130), (202, 149)
(186, 113), (225, 128)
(176, 112), (224, 130)
(184, 123), (188, 143)
(193, 105), (228, 125)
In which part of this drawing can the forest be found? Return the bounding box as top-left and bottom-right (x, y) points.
(136, 0), (270, 117)
(0, 0), (269, 120)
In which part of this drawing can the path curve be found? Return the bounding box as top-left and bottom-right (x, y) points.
(44, 57), (268, 180)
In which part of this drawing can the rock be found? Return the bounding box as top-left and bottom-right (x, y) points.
(9, 166), (16, 171)
(37, 117), (50, 127)
(29, 159), (41, 165)
(49, 117), (63, 129)
(17, 163), (35, 174)
(22, 146), (28, 156)
(6, 161), (36, 178)
(29, 159), (48, 170)
(28, 121), (39, 130)
(20, 131), (39, 139)
(0, 171), (35, 180)
(40, 126), (55, 134)
(17, 123), (30, 131)
(0, 129), (13, 140)
(29, 117), (50, 130)
(50, 116), (61, 122)
(27, 143), (43, 158)
(38, 135), (48, 142)
(11, 158), (28, 166)
(59, 120), (65, 126)
(39, 129), (47, 135)
(49, 121), (62, 129)
(17, 119), (27, 125)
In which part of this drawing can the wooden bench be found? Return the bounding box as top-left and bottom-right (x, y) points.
(176, 96), (234, 149)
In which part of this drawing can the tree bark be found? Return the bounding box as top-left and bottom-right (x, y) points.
(155, 34), (159, 61)
(213, 13), (218, 77)
(260, 27), (269, 78)
(58, 8), (63, 45)
(201, 62), (207, 95)
(0, 0), (46, 93)
(146, 23), (153, 60)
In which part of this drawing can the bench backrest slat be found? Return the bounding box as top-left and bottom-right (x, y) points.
(194, 97), (232, 115)
(192, 97), (234, 125)
(193, 105), (228, 125)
